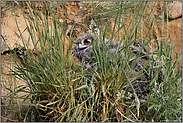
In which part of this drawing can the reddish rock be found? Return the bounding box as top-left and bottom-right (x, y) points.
(166, 1), (182, 19)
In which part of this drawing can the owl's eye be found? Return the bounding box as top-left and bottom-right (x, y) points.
(136, 44), (139, 48)
(134, 43), (140, 48)
(84, 39), (90, 45)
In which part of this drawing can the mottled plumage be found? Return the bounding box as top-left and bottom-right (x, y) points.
(75, 33), (163, 95)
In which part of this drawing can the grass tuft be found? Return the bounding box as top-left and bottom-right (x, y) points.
(1, 1), (182, 122)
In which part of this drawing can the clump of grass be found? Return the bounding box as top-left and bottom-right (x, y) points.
(1, 1), (182, 122)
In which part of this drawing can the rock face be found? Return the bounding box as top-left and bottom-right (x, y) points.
(1, 11), (34, 54)
(165, 1), (182, 19)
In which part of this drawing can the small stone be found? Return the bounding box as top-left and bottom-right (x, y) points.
(59, 19), (64, 23)
(18, 24), (22, 27)
(165, 1), (182, 19)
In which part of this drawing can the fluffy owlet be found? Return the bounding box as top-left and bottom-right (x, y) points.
(75, 33), (163, 95)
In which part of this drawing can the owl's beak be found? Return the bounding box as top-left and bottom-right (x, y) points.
(75, 44), (78, 51)
(75, 44), (81, 59)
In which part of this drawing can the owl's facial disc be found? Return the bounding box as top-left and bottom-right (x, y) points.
(75, 35), (94, 60)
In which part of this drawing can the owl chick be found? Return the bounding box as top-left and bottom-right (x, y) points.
(75, 33), (164, 95)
